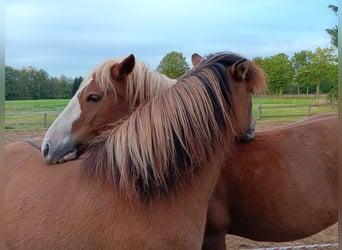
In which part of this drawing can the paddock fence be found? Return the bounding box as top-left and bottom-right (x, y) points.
(255, 103), (337, 120)
(4, 103), (338, 130)
(5, 111), (60, 129)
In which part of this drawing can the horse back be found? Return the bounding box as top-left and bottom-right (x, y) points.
(5, 138), (43, 184)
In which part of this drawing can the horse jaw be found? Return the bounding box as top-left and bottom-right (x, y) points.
(41, 97), (81, 164)
(239, 117), (256, 142)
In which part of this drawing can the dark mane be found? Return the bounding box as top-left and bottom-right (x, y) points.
(82, 52), (266, 201)
(195, 52), (266, 92)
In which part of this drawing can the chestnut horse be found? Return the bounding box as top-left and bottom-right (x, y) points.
(40, 54), (337, 248)
(6, 52), (265, 249)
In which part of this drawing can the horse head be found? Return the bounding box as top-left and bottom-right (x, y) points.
(42, 54), (175, 164)
(192, 52), (265, 141)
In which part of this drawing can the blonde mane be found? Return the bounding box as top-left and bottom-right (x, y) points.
(79, 58), (176, 108)
(82, 52), (266, 201)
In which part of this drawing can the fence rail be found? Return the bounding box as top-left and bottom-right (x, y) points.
(256, 104), (337, 120)
(4, 104), (338, 129)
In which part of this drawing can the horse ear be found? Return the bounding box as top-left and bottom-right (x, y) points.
(111, 54), (135, 81)
(230, 59), (248, 80)
(191, 53), (203, 68)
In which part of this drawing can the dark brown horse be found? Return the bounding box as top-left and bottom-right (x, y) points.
(6, 52), (264, 249)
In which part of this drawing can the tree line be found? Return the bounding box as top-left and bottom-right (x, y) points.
(5, 46), (338, 101)
(254, 47), (337, 97)
(156, 46), (337, 100)
(157, 4), (338, 100)
(5, 66), (83, 100)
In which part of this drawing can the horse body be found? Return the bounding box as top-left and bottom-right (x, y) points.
(6, 140), (219, 249)
(203, 114), (338, 249)
(6, 114), (337, 249)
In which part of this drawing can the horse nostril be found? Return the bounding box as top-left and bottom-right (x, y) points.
(43, 143), (50, 158)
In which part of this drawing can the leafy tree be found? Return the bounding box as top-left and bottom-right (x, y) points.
(292, 50), (312, 94)
(156, 51), (190, 79)
(5, 65), (72, 100)
(72, 76), (83, 96)
(326, 4), (338, 48)
(5, 66), (21, 100)
(31, 68), (51, 99)
(255, 53), (294, 95)
(57, 75), (73, 98)
(295, 47), (337, 96)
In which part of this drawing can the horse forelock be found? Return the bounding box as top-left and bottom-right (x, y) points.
(126, 62), (175, 107)
(197, 52), (267, 93)
(82, 53), (259, 201)
(246, 61), (267, 93)
(78, 58), (175, 108)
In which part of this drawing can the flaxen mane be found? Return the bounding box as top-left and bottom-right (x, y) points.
(79, 58), (176, 108)
(82, 52), (265, 201)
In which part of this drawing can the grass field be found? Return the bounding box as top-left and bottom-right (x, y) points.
(5, 99), (70, 112)
(252, 95), (337, 121)
(5, 96), (338, 129)
(5, 99), (69, 129)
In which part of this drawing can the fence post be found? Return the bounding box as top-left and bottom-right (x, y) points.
(43, 113), (48, 128)
(307, 104), (311, 117)
(257, 104), (262, 120)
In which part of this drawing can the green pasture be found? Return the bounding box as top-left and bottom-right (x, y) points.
(5, 99), (68, 129)
(5, 99), (69, 112)
(5, 96), (338, 129)
(252, 96), (337, 121)
(253, 104), (337, 121)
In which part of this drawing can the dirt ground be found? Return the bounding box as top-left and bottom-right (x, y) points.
(5, 120), (338, 249)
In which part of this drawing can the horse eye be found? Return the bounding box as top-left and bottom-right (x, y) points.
(86, 94), (101, 103)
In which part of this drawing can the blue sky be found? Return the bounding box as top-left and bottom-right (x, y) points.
(5, 0), (337, 78)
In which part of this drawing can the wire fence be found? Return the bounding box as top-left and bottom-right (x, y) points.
(256, 104), (338, 120)
(5, 111), (60, 129)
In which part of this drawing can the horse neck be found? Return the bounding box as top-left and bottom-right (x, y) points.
(128, 66), (176, 107)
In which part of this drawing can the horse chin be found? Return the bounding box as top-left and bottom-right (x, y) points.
(239, 118), (256, 142)
(58, 149), (79, 163)
(239, 128), (255, 142)
(44, 143), (80, 164)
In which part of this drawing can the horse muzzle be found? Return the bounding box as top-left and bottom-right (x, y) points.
(42, 140), (79, 164)
(239, 117), (256, 142)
